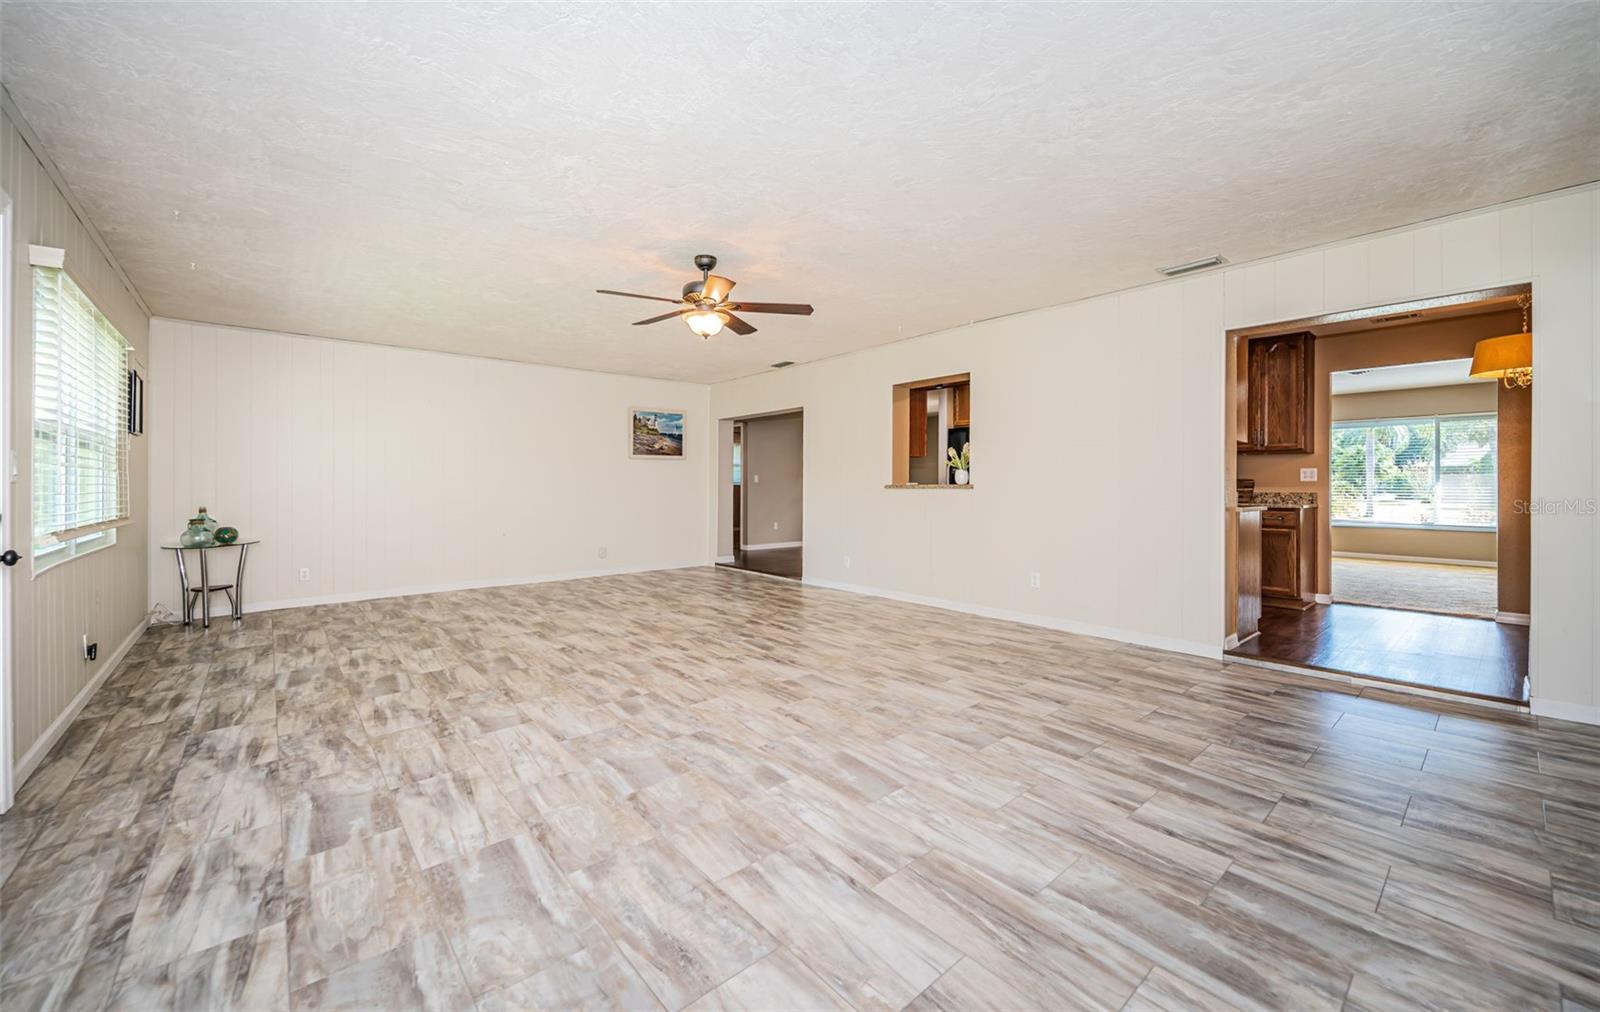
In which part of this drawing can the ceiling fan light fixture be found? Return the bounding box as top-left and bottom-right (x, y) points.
(684, 309), (729, 339)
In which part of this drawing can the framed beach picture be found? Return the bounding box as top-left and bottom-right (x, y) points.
(630, 407), (686, 459)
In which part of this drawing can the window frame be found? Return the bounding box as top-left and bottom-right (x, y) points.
(1329, 409), (1498, 532)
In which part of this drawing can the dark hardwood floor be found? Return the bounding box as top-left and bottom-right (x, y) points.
(1228, 602), (1529, 703)
(717, 545), (803, 581)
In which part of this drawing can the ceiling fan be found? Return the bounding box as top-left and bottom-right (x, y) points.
(597, 254), (814, 339)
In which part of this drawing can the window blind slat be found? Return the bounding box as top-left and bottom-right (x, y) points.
(32, 266), (131, 555)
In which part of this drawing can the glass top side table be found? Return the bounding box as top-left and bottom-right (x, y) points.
(159, 539), (260, 629)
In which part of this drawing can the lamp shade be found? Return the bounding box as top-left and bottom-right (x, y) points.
(683, 309), (728, 339)
(1469, 331), (1532, 381)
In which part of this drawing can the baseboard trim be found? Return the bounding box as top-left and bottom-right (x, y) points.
(1530, 698), (1600, 726)
(716, 555), (736, 565)
(14, 618), (149, 788)
(741, 541), (802, 551)
(158, 562), (709, 620)
(1224, 633), (1240, 651)
(1314, 593), (1333, 605)
(1495, 611), (1530, 625)
(1332, 551), (1496, 568)
(803, 577), (1220, 660)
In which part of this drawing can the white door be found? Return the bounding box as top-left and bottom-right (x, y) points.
(1, 190), (15, 811)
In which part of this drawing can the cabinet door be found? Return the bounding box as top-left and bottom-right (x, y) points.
(1245, 332), (1314, 453)
(951, 382), (971, 427)
(1260, 526), (1299, 599)
(909, 387), (928, 457)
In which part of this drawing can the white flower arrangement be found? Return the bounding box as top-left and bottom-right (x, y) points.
(946, 442), (971, 471)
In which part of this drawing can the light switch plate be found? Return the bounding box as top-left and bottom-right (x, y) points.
(1299, 467), (1318, 482)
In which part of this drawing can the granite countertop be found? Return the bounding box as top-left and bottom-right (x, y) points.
(1246, 490), (1319, 508)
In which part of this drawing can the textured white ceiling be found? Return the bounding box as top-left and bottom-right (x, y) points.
(3, 3), (1597, 383)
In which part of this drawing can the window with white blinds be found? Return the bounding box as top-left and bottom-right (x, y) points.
(1330, 413), (1497, 529)
(32, 264), (132, 560)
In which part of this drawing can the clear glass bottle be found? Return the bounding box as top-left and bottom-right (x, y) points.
(194, 506), (219, 533)
(180, 518), (215, 547)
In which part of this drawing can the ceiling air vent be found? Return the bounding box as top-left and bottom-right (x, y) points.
(770, 360), (794, 369)
(1371, 312), (1423, 325)
(1157, 255), (1227, 277)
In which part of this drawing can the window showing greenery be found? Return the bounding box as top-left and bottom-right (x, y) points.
(1330, 413), (1496, 529)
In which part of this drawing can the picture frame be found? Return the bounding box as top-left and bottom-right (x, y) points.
(127, 367), (144, 436)
(629, 407), (685, 459)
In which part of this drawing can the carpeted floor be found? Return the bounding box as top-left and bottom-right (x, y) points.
(1331, 556), (1498, 618)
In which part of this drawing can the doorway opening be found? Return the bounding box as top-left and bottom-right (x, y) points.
(717, 409), (803, 580)
(1225, 285), (1532, 704)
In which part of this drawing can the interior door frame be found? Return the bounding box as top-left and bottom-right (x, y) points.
(1, 186), (15, 811)
(1222, 282), (1532, 654)
(733, 421), (744, 552)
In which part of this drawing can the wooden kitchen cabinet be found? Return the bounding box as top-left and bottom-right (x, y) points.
(908, 387), (928, 457)
(1242, 332), (1314, 453)
(950, 381), (971, 427)
(1261, 507), (1316, 610)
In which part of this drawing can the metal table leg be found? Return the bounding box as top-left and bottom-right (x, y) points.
(233, 544), (250, 621)
(199, 547), (211, 629)
(175, 549), (193, 626)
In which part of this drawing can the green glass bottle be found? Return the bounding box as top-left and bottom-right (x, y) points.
(194, 506), (219, 533)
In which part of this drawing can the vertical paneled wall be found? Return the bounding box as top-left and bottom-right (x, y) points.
(3, 108), (151, 772)
(711, 186), (1599, 723)
(147, 320), (711, 619)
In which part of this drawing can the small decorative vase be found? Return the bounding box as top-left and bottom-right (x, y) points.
(214, 526), (239, 545)
(180, 519), (215, 548)
(193, 507), (219, 533)
(954, 468), (970, 485)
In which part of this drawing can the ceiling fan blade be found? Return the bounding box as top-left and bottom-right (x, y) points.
(728, 302), (813, 315)
(633, 310), (687, 326)
(597, 289), (682, 304)
(723, 313), (757, 336)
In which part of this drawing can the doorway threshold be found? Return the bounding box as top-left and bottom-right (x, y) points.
(716, 545), (803, 581)
(1227, 602), (1529, 704)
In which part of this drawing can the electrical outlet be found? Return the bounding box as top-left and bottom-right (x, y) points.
(843, 555), (852, 569)
(298, 567), (311, 582)
(752, 474), (760, 484)
(1030, 572), (1041, 590)
(1299, 467), (1318, 482)
(597, 546), (608, 559)
(82, 635), (97, 661)
(772, 521), (779, 531)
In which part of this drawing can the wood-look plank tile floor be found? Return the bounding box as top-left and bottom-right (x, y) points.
(2, 567), (1597, 1011)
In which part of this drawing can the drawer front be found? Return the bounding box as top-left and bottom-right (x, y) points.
(1262, 509), (1299, 529)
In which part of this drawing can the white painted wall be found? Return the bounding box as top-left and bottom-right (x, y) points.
(3, 104), (150, 785)
(710, 185), (1600, 725)
(148, 319), (710, 618)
